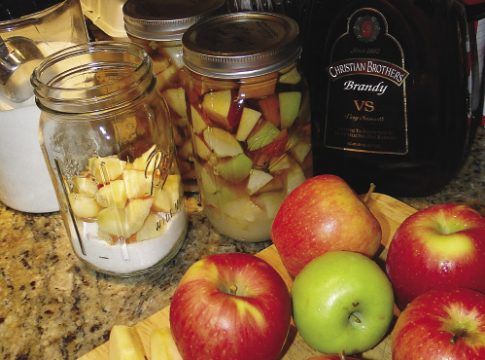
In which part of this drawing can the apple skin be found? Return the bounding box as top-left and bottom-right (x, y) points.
(169, 253), (291, 360)
(292, 251), (394, 355)
(271, 174), (382, 277)
(386, 204), (485, 309)
(391, 288), (485, 360)
(307, 356), (360, 360)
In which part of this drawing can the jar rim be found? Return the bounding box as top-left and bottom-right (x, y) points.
(31, 41), (154, 115)
(0, 0), (67, 31)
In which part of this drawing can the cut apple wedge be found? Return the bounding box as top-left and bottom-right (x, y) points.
(89, 156), (126, 184)
(290, 141), (311, 164)
(162, 87), (187, 118)
(123, 169), (154, 199)
(221, 196), (266, 223)
(178, 139), (193, 160)
(193, 135), (211, 160)
(157, 65), (178, 89)
(95, 180), (127, 208)
(198, 164), (218, 195)
(259, 95), (280, 127)
(137, 214), (166, 241)
(69, 192), (101, 219)
(247, 169), (274, 195)
(249, 129), (288, 167)
(150, 327), (182, 360)
(269, 154), (292, 174)
(279, 67), (302, 84)
(236, 107), (261, 141)
(279, 91), (301, 129)
(73, 176), (98, 197)
(109, 325), (146, 360)
(216, 154), (253, 183)
(152, 174), (181, 213)
(285, 162), (306, 195)
(203, 127), (243, 157)
(252, 191), (285, 219)
(202, 90), (233, 130)
(97, 198), (153, 238)
(190, 105), (208, 134)
(132, 144), (161, 172)
(247, 121), (280, 151)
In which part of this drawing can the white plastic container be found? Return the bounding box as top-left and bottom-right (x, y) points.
(81, 0), (128, 38)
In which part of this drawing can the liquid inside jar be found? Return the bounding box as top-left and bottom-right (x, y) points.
(185, 64), (312, 242)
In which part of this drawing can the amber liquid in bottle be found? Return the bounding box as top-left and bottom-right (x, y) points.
(302, 0), (482, 196)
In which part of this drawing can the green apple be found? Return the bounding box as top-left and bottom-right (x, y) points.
(292, 251), (394, 355)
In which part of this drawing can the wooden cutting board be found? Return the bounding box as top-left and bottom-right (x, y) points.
(80, 193), (417, 360)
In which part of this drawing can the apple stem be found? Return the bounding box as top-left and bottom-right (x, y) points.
(451, 329), (467, 344)
(363, 183), (376, 204)
(349, 312), (362, 324)
(229, 284), (238, 296)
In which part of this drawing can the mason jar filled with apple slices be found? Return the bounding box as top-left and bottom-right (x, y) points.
(182, 12), (312, 242)
(32, 42), (188, 277)
(122, 0), (225, 192)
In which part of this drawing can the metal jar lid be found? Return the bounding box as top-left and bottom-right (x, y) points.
(182, 12), (301, 79)
(123, 0), (225, 42)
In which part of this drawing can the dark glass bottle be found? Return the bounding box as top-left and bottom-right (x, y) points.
(303, 0), (483, 196)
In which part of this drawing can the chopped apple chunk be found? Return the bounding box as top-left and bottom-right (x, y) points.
(279, 67), (302, 84)
(247, 169), (273, 195)
(285, 162), (305, 194)
(157, 65), (178, 89)
(69, 193), (101, 219)
(152, 174), (181, 212)
(279, 91), (301, 129)
(89, 156), (126, 184)
(132, 144), (161, 172)
(191, 105), (208, 134)
(109, 325), (146, 360)
(269, 154), (292, 174)
(252, 191), (285, 219)
(73, 176), (98, 197)
(95, 180), (127, 208)
(193, 136), (211, 160)
(236, 107), (261, 141)
(221, 197), (266, 222)
(290, 141), (311, 163)
(150, 327), (182, 360)
(247, 121), (280, 151)
(203, 127), (243, 157)
(123, 169), (154, 199)
(97, 198), (153, 238)
(216, 154), (253, 183)
(202, 90), (232, 128)
(137, 214), (166, 241)
(162, 87), (187, 118)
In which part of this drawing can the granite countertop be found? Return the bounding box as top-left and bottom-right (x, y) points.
(0, 128), (483, 360)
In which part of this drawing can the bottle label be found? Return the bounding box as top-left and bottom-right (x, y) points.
(324, 8), (409, 154)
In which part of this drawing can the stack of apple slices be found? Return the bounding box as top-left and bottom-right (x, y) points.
(68, 145), (182, 244)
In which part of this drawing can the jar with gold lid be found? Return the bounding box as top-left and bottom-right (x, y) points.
(182, 12), (312, 242)
(32, 42), (188, 276)
(123, 0), (226, 192)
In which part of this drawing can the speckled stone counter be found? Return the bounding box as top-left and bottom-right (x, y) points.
(0, 128), (483, 360)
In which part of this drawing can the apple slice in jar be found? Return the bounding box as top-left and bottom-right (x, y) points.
(123, 169), (154, 199)
(190, 105), (208, 134)
(216, 154), (253, 183)
(246, 121), (280, 151)
(221, 196), (266, 223)
(269, 154), (292, 174)
(252, 191), (285, 219)
(236, 107), (261, 141)
(132, 144), (161, 172)
(290, 141), (312, 164)
(203, 127), (243, 157)
(162, 87), (188, 118)
(97, 197), (153, 239)
(137, 214), (167, 241)
(284, 161), (306, 195)
(247, 169), (274, 195)
(249, 129), (288, 168)
(202, 90), (242, 131)
(89, 156), (126, 184)
(95, 180), (127, 208)
(278, 67), (302, 85)
(259, 95), (280, 127)
(73, 176), (98, 197)
(193, 135), (212, 161)
(69, 192), (101, 219)
(279, 91), (302, 129)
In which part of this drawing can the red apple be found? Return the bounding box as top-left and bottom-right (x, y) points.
(169, 253), (291, 360)
(271, 174), (382, 277)
(386, 204), (485, 309)
(391, 288), (485, 360)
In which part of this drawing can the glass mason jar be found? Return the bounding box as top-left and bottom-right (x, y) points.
(182, 12), (312, 242)
(123, 0), (226, 192)
(32, 42), (188, 276)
